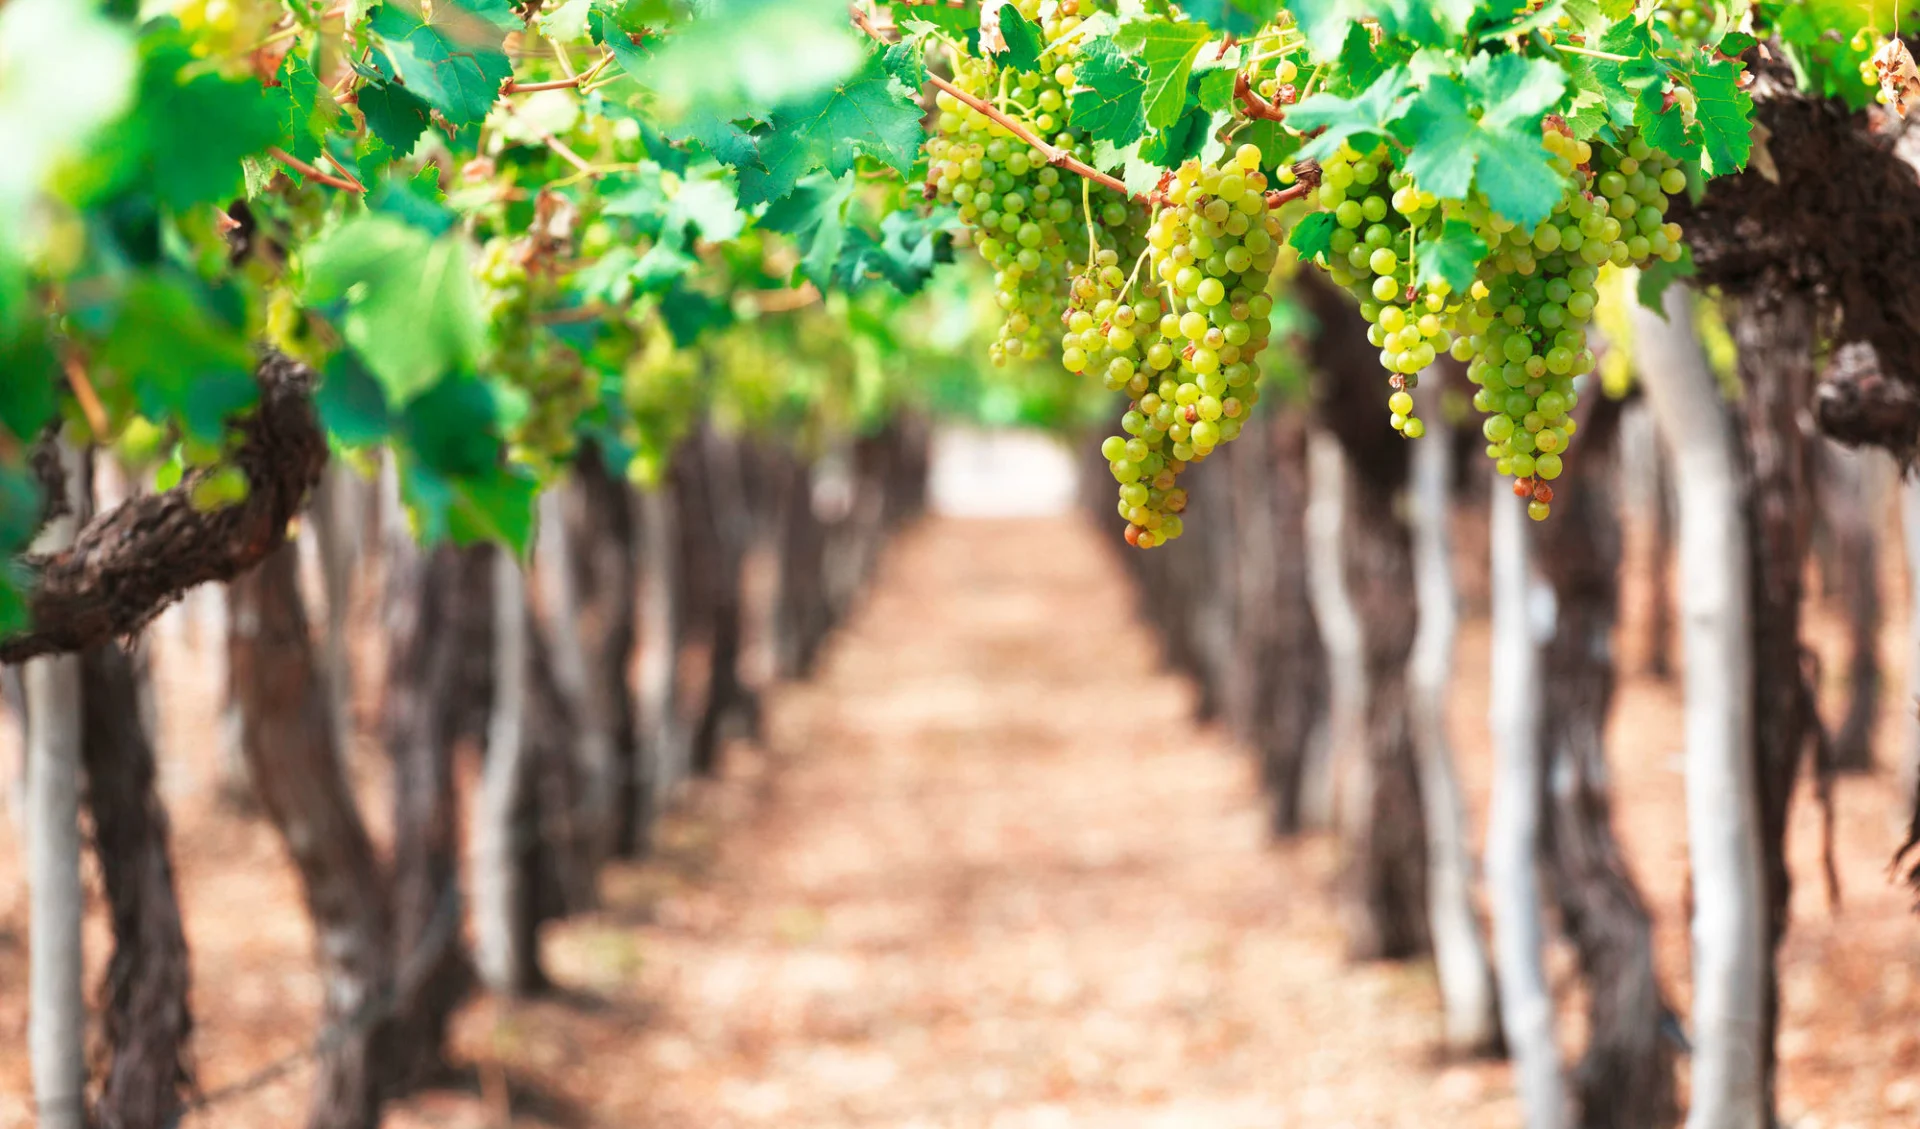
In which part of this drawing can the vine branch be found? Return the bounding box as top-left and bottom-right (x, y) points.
(268, 146), (365, 193)
(0, 352), (328, 665)
(1234, 72), (1289, 122)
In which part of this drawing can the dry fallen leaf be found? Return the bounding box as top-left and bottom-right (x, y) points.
(1874, 38), (1920, 118)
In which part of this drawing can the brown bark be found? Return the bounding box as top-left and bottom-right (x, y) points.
(1300, 272), (1429, 961)
(1812, 443), (1881, 773)
(1534, 397), (1677, 1129)
(1729, 288), (1820, 1119)
(772, 449), (833, 680)
(374, 539), (486, 1094)
(1255, 411), (1326, 836)
(1, 353), (327, 664)
(569, 445), (645, 856)
(228, 541), (390, 1129)
(79, 643), (194, 1129)
(680, 426), (756, 776)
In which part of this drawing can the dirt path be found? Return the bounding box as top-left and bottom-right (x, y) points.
(3, 504), (1917, 1128)
(459, 515), (1516, 1129)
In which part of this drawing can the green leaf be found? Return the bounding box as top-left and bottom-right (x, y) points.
(98, 278), (257, 441)
(1291, 66), (1413, 162)
(733, 50), (923, 206)
(402, 375), (503, 477)
(1716, 30), (1756, 56)
(1414, 218), (1488, 295)
(1115, 19), (1210, 131)
(302, 214), (485, 403)
(1141, 104), (1225, 168)
(1287, 0), (1368, 59)
(883, 38), (927, 93)
(637, 0), (863, 122)
(659, 281), (732, 344)
(1287, 210), (1337, 264)
(356, 80), (434, 154)
(402, 460), (538, 556)
(270, 54), (341, 162)
(368, 2), (513, 126)
(82, 41), (281, 212)
(758, 172), (853, 287)
(1090, 137), (1169, 197)
(317, 352), (393, 446)
(537, 0), (594, 39)
(836, 206), (954, 293)
(1396, 53), (1566, 227)
(1193, 51), (1240, 113)
(1692, 57), (1753, 176)
(0, 325), (57, 444)
(666, 109), (759, 169)
(666, 174), (747, 245)
(1636, 244), (1696, 312)
(1070, 37), (1149, 146)
(992, 6), (1045, 73)
(1335, 21), (1386, 92)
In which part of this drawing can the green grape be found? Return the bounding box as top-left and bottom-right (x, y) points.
(187, 465), (251, 514)
(476, 236), (597, 471)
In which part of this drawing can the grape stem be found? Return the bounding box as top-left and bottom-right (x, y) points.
(503, 52), (615, 93)
(267, 146), (365, 192)
(1234, 72), (1289, 122)
(59, 355), (110, 440)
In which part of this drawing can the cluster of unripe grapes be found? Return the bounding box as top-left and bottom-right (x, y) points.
(1301, 123), (1688, 519)
(925, 0), (1105, 365)
(477, 236), (598, 471)
(1085, 147), (1280, 548)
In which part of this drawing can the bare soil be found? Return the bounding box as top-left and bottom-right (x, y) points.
(1, 508), (1916, 1128)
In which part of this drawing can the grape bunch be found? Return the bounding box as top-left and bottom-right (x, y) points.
(923, 0), (1124, 365)
(1458, 124), (1686, 518)
(1090, 146), (1281, 548)
(476, 236), (598, 471)
(1295, 121), (1689, 519)
(1314, 142), (1460, 440)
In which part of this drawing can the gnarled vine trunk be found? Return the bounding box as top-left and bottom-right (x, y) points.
(1534, 396), (1676, 1129)
(80, 642), (194, 1129)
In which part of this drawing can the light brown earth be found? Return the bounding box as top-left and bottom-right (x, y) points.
(1, 503), (1916, 1128)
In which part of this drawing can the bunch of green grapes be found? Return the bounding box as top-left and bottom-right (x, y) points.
(1094, 146), (1279, 549)
(1459, 124), (1686, 519)
(1652, 0), (1721, 46)
(1313, 142), (1462, 440)
(621, 320), (702, 487)
(476, 237), (597, 471)
(924, 0), (1120, 365)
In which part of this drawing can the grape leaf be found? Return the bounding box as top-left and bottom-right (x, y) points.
(1287, 0), (1369, 59)
(271, 54), (341, 162)
(1636, 244), (1696, 312)
(659, 281), (732, 344)
(1090, 137), (1170, 197)
(301, 215), (486, 403)
(83, 42), (281, 212)
(666, 109), (760, 169)
(1396, 53), (1565, 227)
(1287, 210), (1338, 264)
(0, 323), (59, 444)
(666, 175), (747, 245)
(836, 207), (953, 293)
(317, 352), (394, 446)
(992, 6), (1045, 72)
(759, 172), (853, 288)
(537, 0), (594, 39)
(1414, 218), (1488, 295)
(1691, 58), (1753, 176)
(1173, 0), (1270, 36)
(1291, 66), (1413, 162)
(1193, 50), (1241, 112)
(1114, 19), (1210, 131)
(1335, 21), (1386, 92)
(1142, 104), (1226, 168)
(884, 38), (927, 92)
(1070, 36), (1149, 146)
(367, 3), (513, 126)
(357, 80), (434, 154)
(98, 278), (257, 442)
(637, 0), (863, 122)
(895, 4), (977, 38)
(733, 51), (924, 207)
(402, 460), (538, 555)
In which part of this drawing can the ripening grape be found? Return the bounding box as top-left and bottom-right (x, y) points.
(1098, 144), (1278, 549)
(1310, 142), (1461, 440)
(924, 0), (1110, 366)
(477, 236), (597, 470)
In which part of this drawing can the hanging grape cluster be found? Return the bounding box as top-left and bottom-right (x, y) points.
(476, 235), (599, 472)
(923, 0), (1102, 365)
(1302, 121), (1687, 518)
(1087, 146), (1280, 548)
